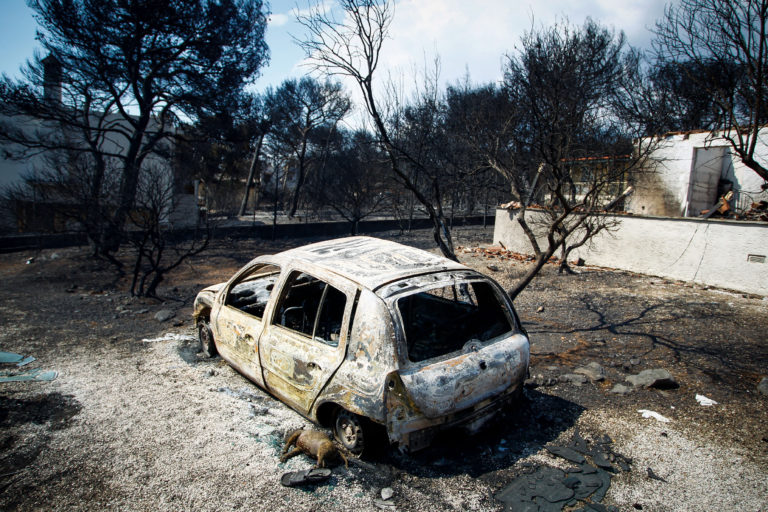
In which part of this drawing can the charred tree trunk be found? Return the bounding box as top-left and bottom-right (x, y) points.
(238, 133), (265, 217)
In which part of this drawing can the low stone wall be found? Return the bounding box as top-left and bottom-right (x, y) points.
(0, 215), (494, 253)
(494, 208), (768, 296)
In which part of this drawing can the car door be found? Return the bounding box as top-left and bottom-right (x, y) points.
(213, 263), (281, 388)
(259, 270), (353, 413)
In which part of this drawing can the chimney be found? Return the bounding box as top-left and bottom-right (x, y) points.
(42, 54), (62, 105)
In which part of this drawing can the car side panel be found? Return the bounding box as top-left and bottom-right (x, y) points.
(313, 289), (398, 423)
(259, 270), (357, 415)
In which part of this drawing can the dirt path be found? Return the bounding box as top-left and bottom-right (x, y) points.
(1, 228), (766, 511)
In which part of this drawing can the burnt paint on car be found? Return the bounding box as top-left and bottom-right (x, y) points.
(193, 236), (530, 452)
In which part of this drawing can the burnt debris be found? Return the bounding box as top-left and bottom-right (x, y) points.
(495, 429), (631, 512)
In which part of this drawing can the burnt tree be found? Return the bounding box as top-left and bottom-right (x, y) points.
(0, 0), (269, 260)
(653, 0), (768, 185)
(297, 0), (459, 261)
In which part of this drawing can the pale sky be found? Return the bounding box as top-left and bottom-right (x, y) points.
(0, 0), (673, 101)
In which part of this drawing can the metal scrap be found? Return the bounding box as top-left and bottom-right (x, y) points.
(0, 351), (54, 383)
(0, 368), (58, 383)
(497, 430), (630, 511)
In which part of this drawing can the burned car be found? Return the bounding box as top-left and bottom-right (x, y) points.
(193, 237), (529, 453)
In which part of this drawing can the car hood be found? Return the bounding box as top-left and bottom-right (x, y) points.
(200, 282), (226, 295)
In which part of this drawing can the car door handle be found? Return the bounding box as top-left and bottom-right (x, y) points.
(244, 334), (255, 345)
(307, 362), (320, 371)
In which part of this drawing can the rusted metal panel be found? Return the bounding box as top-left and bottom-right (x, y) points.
(396, 335), (529, 417)
(313, 289), (399, 423)
(260, 326), (346, 413)
(268, 236), (468, 291)
(215, 305), (266, 388)
(259, 266), (357, 415)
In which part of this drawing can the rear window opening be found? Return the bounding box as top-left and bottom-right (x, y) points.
(397, 281), (513, 362)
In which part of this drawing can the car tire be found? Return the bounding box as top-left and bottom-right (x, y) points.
(198, 318), (217, 358)
(333, 408), (367, 455)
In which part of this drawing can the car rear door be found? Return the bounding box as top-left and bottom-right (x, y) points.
(259, 270), (355, 413)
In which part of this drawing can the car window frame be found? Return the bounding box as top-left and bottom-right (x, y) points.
(220, 261), (282, 320)
(389, 276), (518, 367)
(270, 269), (352, 349)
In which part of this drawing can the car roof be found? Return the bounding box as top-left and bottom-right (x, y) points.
(267, 236), (469, 291)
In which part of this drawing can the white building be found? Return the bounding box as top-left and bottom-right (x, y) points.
(627, 128), (768, 217)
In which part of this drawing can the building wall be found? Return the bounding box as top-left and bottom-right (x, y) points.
(629, 129), (768, 217)
(494, 208), (768, 296)
(0, 113), (187, 231)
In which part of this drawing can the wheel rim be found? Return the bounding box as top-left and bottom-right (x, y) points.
(198, 321), (212, 354)
(335, 410), (364, 452)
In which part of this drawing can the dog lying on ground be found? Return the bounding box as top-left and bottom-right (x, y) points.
(281, 429), (349, 468)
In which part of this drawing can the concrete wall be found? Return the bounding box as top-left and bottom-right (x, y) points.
(494, 208), (768, 296)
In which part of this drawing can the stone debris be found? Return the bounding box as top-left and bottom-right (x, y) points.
(561, 373), (588, 385)
(695, 394), (718, 406)
(757, 377), (768, 396)
(154, 309), (176, 322)
(626, 369), (678, 389)
(380, 487), (394, 500)
(525, 375), (559, 388)
(574, 362), (606, 382)
(464, 245), (533, 263)
(609, 384), (632, 395)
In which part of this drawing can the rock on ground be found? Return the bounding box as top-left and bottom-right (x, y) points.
(574, 362), (606, 382)
(626, 369), (677, 389)
(758, 377), (768, 396)
(154, 309), (176, 322)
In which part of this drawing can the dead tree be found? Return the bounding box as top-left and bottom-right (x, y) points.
(296, 0), (459, 260)
(500, 20), (662, 297)
(306, 129), (389, 234)
(264, 77), (351, 218)
(0, 0), (269, 261)
(653, 0), (768, 185)
(127, 165), (209, 298)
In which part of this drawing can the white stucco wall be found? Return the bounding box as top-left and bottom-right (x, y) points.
(0, 113), (175, 192)
(494, 208), (768, 296)
(629, 129), (768, 217)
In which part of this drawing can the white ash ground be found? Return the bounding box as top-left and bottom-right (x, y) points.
(1, 228), (766, 511)
(4, 330), (764, 511)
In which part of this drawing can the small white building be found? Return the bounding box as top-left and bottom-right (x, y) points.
(627, 128), (768, 217)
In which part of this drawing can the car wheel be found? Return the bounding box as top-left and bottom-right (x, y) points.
(333, 408), (366, 455)
(198, 318), (217, 358)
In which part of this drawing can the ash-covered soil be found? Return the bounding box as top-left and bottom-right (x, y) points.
(0, 226), (766, 511)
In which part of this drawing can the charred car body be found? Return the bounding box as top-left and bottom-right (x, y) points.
(193, 237), (529, 453)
